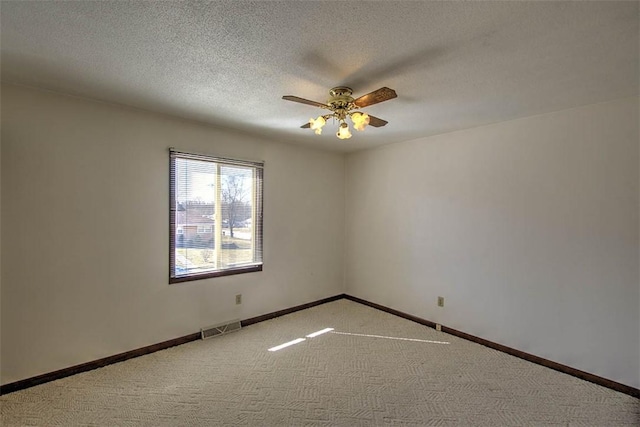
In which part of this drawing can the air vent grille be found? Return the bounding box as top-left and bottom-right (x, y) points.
(201, 319), (241, 340)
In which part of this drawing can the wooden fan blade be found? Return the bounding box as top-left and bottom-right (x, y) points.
(301, 122), (311, 128)
(367, 115), (388, 127)
(353, 87), (397, 108)
(282, 95), (329, 108)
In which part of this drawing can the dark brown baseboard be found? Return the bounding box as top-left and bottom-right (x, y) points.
(0, 332), (201, 395)
(439, 325), (640, 399)
(344, 294), (438, 328)
(241, 293), (346, 327)
(345, 294), (640, 399)
(3, 292), (638, 400)
(0, 293), (345, 396)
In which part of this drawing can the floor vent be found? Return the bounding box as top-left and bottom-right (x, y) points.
(201, 319), (242, 340)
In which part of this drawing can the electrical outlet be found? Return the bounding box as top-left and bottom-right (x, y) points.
(235, 294), (242, 305)
(437, 296), (444, 307)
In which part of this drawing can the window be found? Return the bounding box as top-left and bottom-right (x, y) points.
(170, 149), (263, 283)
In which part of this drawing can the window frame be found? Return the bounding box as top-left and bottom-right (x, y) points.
(169, 149), (264, 284)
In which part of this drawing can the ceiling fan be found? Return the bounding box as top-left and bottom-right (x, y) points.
(282, 86), (397, 139)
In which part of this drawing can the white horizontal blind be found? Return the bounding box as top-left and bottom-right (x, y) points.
(170, 149), (263, 282)
(169, 149), (264, 169)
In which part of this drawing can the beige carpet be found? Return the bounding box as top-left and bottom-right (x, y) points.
(1, 299), (638, 426)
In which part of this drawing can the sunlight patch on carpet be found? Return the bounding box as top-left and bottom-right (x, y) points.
(331, 331), (449, 345)
(306, 328), (334, 338)
(268, 338), (306, 352)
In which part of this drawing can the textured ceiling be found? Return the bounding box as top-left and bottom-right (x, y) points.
(1, 1), (638, 152)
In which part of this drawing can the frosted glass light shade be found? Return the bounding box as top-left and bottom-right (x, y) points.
(309, 116), (326, 135)
(351, 112), (370, 131)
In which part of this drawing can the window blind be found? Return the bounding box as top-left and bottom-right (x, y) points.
(169, 149), (263, 283)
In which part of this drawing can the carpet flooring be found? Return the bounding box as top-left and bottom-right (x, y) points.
(1, 299), (639, 426)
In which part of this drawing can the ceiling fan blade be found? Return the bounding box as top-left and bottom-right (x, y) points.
(353, 87), (397, 108)
(282, 95), (329, 108)
(367, 115), (388, 127)
(300, 122), (311, 128)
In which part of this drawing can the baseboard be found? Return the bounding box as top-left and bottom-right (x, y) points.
(0, 293), (346, 395)
(241, 293), (346, 327)
(0, 332), (201, 395)
(344, 294), (640, 399)
(344, 294), (438, 328)
(3, 292), (638, 399)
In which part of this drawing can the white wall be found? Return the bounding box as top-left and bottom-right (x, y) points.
(345, 97), (640, 389)
(0, 84), (345, 385)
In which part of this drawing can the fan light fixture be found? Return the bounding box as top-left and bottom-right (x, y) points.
(336, 122), (352, 139)
(306, 87), (371, 140)
(309, 112), (370, 140)
(309, 116), (326, 135)
(283, 86), (397, 140)
(351, 112), (370, 131)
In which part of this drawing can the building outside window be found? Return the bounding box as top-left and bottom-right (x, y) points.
(197, 225), (213, 234)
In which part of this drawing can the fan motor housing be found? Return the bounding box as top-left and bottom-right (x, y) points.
(328, 86), (355, 109)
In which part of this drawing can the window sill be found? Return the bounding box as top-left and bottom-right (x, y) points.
(169, 264), (263, 284)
